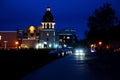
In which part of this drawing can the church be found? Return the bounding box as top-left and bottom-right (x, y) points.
(0, 7), (76, 49)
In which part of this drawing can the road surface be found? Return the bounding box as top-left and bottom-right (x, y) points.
(21, 54), (111, 80)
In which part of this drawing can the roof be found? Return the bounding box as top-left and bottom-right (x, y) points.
(42, 7), (54, 22)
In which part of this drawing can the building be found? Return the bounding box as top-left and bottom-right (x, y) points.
(0, 31), (18, 49)
(59, 30), (76, 48)
(0, 7), (76, 49)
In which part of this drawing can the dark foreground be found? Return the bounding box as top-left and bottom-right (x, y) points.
(87, 52), (120, 80)
(1, 49), (120, 80)
(0, 49), (66, 80)
(22, 51), (120, 80)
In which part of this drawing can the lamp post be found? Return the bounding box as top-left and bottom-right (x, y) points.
(98, 41), (103, 50)
(98, 41), (102, 46)
(15, 41), (19, 49)
(4, 41), (8, 50)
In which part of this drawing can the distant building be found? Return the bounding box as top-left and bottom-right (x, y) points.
(0, 7), (76, 49)
(58, 30), (76, 48)
(0, 31), (18, 49)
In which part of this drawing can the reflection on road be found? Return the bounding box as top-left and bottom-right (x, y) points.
(22, 53), (109, 80)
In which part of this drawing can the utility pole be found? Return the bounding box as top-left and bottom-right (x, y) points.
(4, 41), (8, 50)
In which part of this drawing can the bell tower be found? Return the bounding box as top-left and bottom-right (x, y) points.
(40, 7), (56, 48)
(41, 7), (55, 30)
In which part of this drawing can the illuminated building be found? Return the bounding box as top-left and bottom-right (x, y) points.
(59, 30), (76, 48)
(0, 7), (76, 49)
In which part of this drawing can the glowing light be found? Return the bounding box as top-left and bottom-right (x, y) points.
(91, 49), (95, 52)
(75, 49), (85, 56)
(64, 44), (67, 47)
(36, 44), (39, 49)
(15, 41), (19, 45)
(47, 7), (50, 11)
(80, 49), (83, 53)
(36, 43), (44, 49)
(90, 44), (94, 48)
(106, 45), (109, 49)
(44, 42), (47, 44)
(76, 50), (79, 53)
(29, 26), (36, 33)
(49, 44), (52, 48)
(75, 55), (85, 60)
(62, 52), (64, 56)
(67, 36), (70, 39)
(0, 35), (1, 40)
(54, 44), (58, 48)
(46, 33), (49, 36)
(98, 41), (102, 45)
(21, 44), (29, 48)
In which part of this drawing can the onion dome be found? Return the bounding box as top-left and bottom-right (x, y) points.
(42, 7), (54, 22)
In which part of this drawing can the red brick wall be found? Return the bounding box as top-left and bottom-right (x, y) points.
(0, 31), (17, 49)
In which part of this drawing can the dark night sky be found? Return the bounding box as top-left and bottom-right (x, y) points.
(0, 0), (120, 39)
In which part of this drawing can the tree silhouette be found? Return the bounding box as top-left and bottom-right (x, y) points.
(86, 3), (118, 44)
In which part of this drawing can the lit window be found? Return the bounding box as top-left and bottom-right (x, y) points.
(0, 35), (1, 40)
(46, 33), (49, 36)
(29, 26), (36, 33)
(63, 36), (65, 39)
(67, 36), (70, 39)
(42, 26), (44, 29)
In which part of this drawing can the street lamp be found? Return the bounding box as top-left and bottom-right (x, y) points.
(15, 41), (19, 49)
(98, 41), (102, 45)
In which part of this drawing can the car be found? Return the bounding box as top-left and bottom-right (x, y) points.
(49, 49), (65, 56)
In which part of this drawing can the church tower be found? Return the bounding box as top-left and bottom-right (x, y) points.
(41, 7), (55, 29)
(41, 7), (56, 48)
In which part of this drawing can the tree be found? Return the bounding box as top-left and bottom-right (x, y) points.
(86, 3), (118, 44)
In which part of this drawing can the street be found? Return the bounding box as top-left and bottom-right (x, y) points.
(22, 53), (115, 80)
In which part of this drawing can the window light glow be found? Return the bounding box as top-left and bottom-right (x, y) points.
(29, 26), (36, 33)
(67, 36), (70, 39)
(46, 33), (49, 36)
(15, 41), (19, 45)
(49, 44), (52, 48)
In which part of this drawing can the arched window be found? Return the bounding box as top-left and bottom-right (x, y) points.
(28, 26), (36, 33)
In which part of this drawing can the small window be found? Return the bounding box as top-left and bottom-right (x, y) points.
(46, 33), (49, 36)
(67, 36), (70, 39)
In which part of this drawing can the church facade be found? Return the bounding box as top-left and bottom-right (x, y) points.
(0, 7), (76, 49)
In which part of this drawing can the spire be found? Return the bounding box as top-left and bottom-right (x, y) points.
(42, 6), (54, 22)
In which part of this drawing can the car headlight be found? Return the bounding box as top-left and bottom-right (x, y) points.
(75, 49), (85, 56)
(79, 49), (83, 53)
(75, 50), (79, 53)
